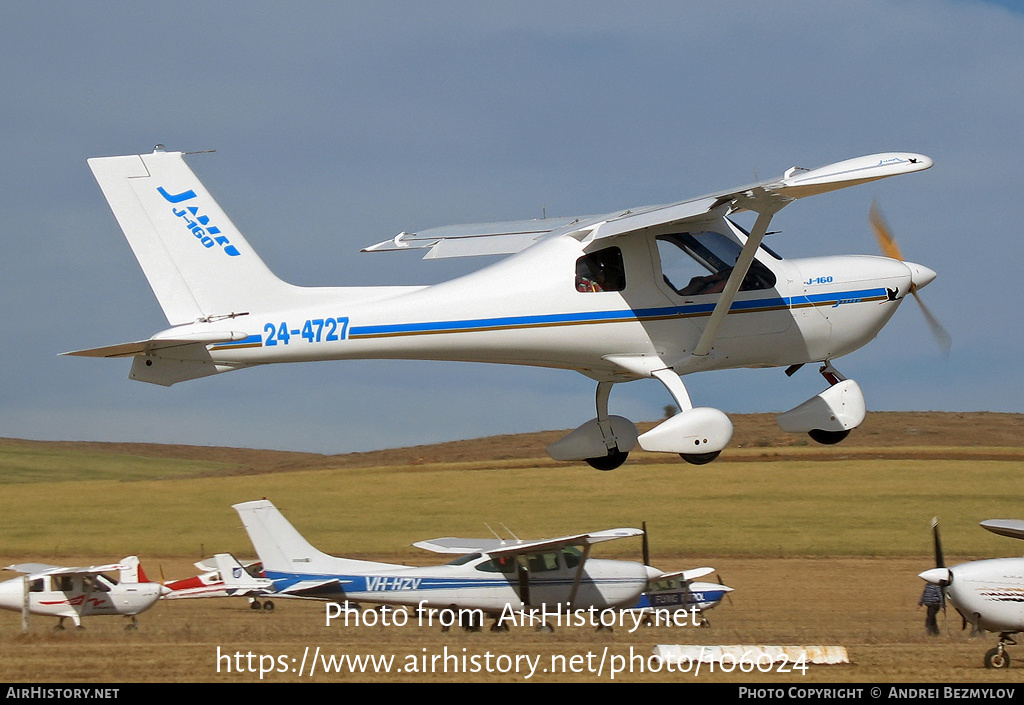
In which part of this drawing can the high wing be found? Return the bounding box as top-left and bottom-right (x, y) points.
(364, 153), (932, 260)
(980, 520), (1024, 541)
(362, 217), (584, 259)
(4, 562), (127, 577)
(413, 528), (643, 557)
(652, 567), (717, 583)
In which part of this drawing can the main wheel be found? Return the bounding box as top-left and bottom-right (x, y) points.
(262, 600), (275, 611)
(586, 450), (628, 471)
(680, 451), (720, 465)
(250, 600), (262, 610)
(808, 428), (850, 445)
(985, 647), (1010, 669)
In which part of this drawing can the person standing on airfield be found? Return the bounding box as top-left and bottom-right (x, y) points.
(918, 583), (944, 635)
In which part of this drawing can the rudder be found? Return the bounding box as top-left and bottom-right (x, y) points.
(88, 148), (293, 325)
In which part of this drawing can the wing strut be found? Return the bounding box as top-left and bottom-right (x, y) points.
(692, 194), (789, 357)
(567, 544), (593, 607)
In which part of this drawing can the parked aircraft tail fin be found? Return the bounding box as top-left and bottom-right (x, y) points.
(232, 500), (333, 574)
(117, 556), (145, 584)
(88, 148), (295, 326)
(232, 499), (389, 576)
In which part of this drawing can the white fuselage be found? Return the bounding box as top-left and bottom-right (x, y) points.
(0, 574), (163, 621)
(945, 558), (1024, 633)
(266, 555), (652, 615)
(164, 221), (915, 383)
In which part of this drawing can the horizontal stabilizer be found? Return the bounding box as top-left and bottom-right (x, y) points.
(63, 330), (251, 358)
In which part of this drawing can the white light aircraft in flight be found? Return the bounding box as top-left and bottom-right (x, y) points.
(72, 148), (941, 467)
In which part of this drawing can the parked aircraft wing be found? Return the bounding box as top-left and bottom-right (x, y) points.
(413, 528), (643, 557)
(4, 562), (128, 577)
(981, 520), (1024, 541)
(652, 567), (717, 582)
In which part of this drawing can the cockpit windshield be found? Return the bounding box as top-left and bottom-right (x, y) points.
(657, 231), (776, 296)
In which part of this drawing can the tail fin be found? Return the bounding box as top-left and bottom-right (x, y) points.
(212, 553), (250, 586)
(232, 499), (385, 575)
(88, 148), (294, 325)
(211, 553), (271, 592)
(118, 556), (145, 583)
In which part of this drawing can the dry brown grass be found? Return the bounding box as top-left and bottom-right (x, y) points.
(0, 556), (1019, 683)
(1, 413), (1022, 683)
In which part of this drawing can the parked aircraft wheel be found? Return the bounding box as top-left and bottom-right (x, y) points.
(985, 647), (1010, 669)
(250, 600), (262, 610)
(536, 622), (554, 633)
(586, 450), (628, 471)
(808, 428), (850, 445)
(262, 600), (275, 612)
(680, 451), (720, 465)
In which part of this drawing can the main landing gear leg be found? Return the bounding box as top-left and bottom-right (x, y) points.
(585, 382), (629, 471)
(807, 363), (852, 445)
(637, 369), (733, 465)
(777, 361), (866, 445)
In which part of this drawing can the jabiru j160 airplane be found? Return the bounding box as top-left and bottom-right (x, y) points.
(70, 147), (942, 468)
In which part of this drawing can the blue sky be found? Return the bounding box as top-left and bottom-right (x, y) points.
(2, 1), (1021, 453)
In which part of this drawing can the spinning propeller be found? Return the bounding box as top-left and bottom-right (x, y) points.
(869, 201), (952, 357)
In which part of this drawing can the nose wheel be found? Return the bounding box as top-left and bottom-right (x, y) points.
(985, 635), (1016, 669)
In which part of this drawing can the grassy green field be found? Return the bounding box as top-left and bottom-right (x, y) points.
(0, 444), (1020, 561)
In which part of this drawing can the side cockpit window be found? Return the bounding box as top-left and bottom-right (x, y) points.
(657, 232), (775, 296)
(575, 247), (625, 293)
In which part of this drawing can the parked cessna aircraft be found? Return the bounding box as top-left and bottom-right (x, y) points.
(73, 148), (940, 468)
(0, 556), (168, 630)
(163, 553), (276, 610)
(919, 519), (1024, 668)
(233, 499), (659, 630)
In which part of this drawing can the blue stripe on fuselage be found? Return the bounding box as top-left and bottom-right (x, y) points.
(348, 288), (885, 339)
